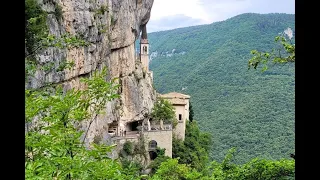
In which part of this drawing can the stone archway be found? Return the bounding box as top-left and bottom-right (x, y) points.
(149, 140), (157, 149)
(148, 140), (158, 160)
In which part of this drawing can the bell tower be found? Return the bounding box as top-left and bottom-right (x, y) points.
(140, 25), (149, 71)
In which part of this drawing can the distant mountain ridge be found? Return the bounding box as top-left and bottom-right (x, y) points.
(146, 13), (295, 164)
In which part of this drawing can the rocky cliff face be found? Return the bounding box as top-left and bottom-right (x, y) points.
(27, 0), (155, 145)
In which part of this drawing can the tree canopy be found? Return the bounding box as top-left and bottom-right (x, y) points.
(151, 97), (177, 124)
(148, 13), (295, 164)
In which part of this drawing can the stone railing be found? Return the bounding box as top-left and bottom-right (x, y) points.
(143, 124), (172, 131)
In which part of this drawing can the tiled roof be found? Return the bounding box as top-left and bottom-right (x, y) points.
(160, 92), (190, 99)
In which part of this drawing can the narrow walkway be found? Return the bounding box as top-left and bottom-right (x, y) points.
(110, 131), (140, 140)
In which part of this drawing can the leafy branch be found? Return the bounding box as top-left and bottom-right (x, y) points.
(151, 97), (177, 128)
(248, 27), (295, 72)
(80, 67), (120, 144)
(25, 67), (122, 179)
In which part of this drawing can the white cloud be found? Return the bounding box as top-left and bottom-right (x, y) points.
(150, 0), (211, 23)
(148, 0), (295, 32)
(148, 14), (205, 33)
(199, 0), (254, 22)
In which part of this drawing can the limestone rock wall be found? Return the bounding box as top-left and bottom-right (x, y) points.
(27, 0), (155, 145)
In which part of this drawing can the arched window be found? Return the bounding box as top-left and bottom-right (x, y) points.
(144, 46), (147, 53)
(149, 140), (157, 149)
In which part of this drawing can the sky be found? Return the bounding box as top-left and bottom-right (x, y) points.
(147, 0), (295, 33)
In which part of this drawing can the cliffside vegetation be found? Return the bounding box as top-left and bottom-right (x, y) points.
(25, 68), (122, 179)
(151, 97), (178, 127)
(148, 13), (295, 164)
(25, 1), (294, 178)
(25, 0), (88, 83)
(172, 120), (212, 171)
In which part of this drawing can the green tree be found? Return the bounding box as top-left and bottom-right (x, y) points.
(25, 68), (125, 179)
(25, 0), (89, 82)
(248, 27), (295, 71)
(206, 148), (295, 179)
(151, 97), (177, 127)
(25, 0), (48, 55)
(25, 1), (138, 179)
(172, 120), (212, 172)
(118, 137), (149, 178)
(189, 101), (194, 122)
(151, 158), (202, 180)
(148, 147), (171, 175)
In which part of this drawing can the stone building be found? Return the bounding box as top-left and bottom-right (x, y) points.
(160, 92), (190, 141)
(110, 24), (190, 162)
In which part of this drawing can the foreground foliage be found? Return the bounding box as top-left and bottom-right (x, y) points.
(206, 148), (295, 180)
(25, 68), (124, 179)
(151, 148), (294, 180)
(248, 27), (295, 71)
(173, 120), (212, 171)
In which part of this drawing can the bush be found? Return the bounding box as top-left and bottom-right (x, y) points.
(122, 141), (134, 156)
(54, 4), (63, 20)
(25, 0), (48, 53)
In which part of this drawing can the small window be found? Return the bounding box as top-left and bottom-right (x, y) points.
(149, 140), (157, 149)
(143, 46), (147, 53)
(179, 114), (182, 121)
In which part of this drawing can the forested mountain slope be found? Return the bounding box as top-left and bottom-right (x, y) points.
(146, 13), (295, 164)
